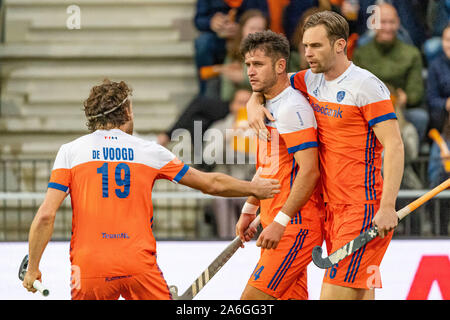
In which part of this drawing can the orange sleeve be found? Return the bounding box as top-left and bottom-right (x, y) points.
(290, 70), (308, 95)
(280, 127), (318, 154)
(48, 168), (71, 192)
(156, 158), (189, 183)
(360, 100), (397, 128)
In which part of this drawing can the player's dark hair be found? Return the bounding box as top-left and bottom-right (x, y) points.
(240, 30), (290, 69)
(83, 79), (132, 132)
(303, 10), (349, 52)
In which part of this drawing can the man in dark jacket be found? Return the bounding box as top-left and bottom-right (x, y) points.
(193, 0), (268, 96)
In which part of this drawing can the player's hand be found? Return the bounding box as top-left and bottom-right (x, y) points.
(250, 168), (280, 199)
(22, 269), (42, 293)
(372, 206), (398, 238)
(246, 94), (274, 141)
(236, 213), (257, 248)
(256, 222), (285, 249)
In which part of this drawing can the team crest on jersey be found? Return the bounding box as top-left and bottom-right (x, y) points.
(336, 91), (346, 102)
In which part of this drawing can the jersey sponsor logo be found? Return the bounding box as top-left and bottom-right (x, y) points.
(311, 102), (343, 119)
(105, 275), (132, 282)
(336, 90), (346, 102)
(101, 232), (130, 239)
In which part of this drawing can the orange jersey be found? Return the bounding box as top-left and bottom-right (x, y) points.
(48, 129), (188, 279)
(257, 86), (323, 231)
(290, 64), (397, 204)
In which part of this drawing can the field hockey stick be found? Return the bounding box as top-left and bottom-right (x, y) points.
(18, 254), (50, 297)
(312, 178), (450, 269)
(428, 128), (450, 173)
(169, 215), (261, 300)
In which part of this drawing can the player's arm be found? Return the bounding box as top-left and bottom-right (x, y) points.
(178, 166), (280, 199)
(280, 148), (319, 215)
(23, 188), (66, 293)
(256, 147), (319, 249)
(372, 119), (404, 238)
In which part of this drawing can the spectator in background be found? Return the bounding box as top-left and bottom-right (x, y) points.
(281, 0), (319, 44)
(427, 23), (450, 133)
(353, 3), (428, 149)
(387, 83), (423, 190)
(424, 0), (450, 64)
(265, 0), (332, 40)
(427, 25), (450, 235)
(330, 0), (361, 33)
(265, 0), (290, 35)
(219, 9), (268, 103)
(328, 0), (365, 59)
(290, 6), (326, 71)
(158, 9), (267, 167)
(354, 0), (429, 50)
(193, 0), (269, 97)
(204, 89), (256, 238)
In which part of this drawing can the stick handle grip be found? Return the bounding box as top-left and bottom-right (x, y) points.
(397, 178), (450, 220)
(33, 280), (49, 297)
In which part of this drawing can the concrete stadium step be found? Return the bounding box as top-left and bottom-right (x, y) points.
(17, 101), (179, 117)
(0, 42), (194, 59)
(0, 132), (174, 159)
(8, 63), (196, 80)
(6, 74), (196, 101)
(0, 0), (199, 160)
(5, 0), (197, 43)
(0, 113), (174, 133)
(3, 63), (197, 115)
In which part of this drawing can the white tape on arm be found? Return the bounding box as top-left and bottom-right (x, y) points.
(273, 211), (291, 227)
(241, 202), (259, 215)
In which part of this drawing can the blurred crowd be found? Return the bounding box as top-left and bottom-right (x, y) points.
(157, 0), (450, 238)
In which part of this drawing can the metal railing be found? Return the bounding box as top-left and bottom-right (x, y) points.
(0, 158), (448, 241)
(0, 0), (4, 44)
